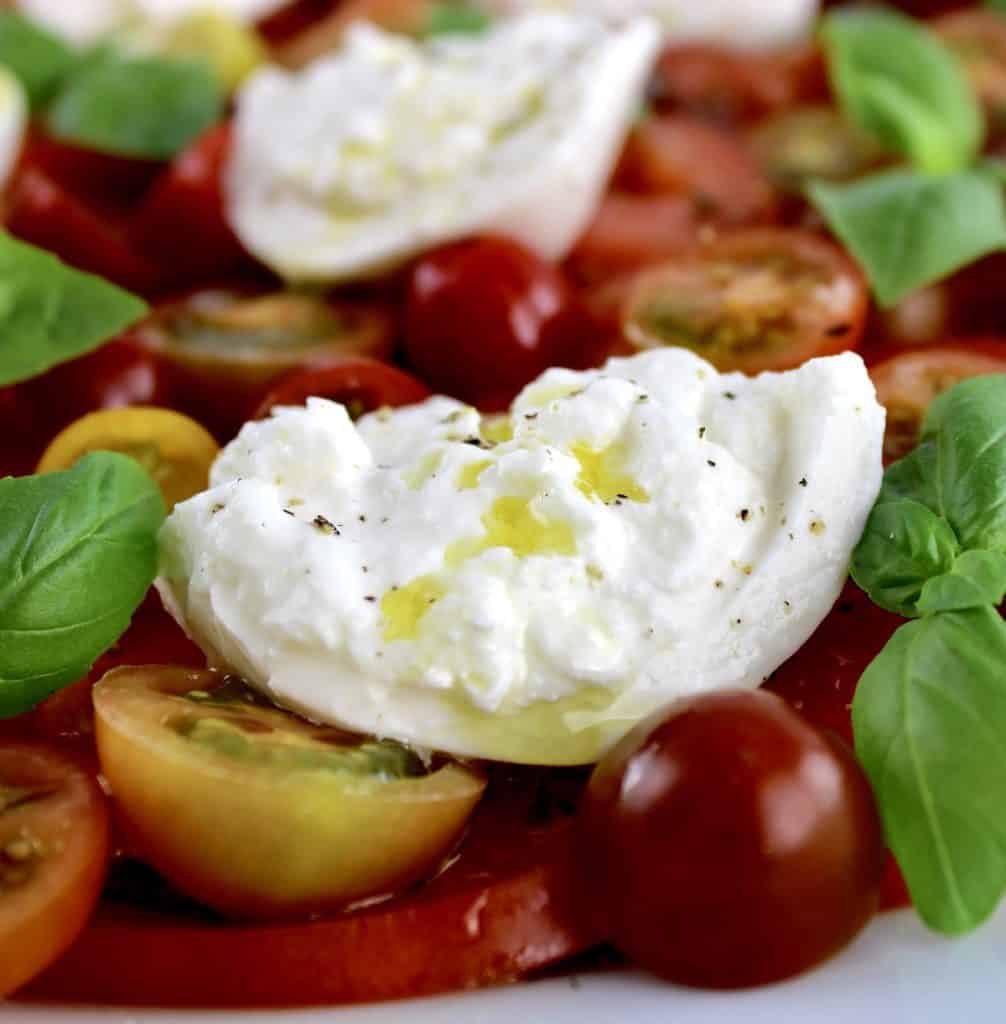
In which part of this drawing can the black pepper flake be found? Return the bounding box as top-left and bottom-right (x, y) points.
(707, 459), (717, 467)
(637, 394), (649, 403)
(313, 515), (340, 535)
(738, 508), (750, 522)
(723, 391), (736, 400)
(364, 595), (376, 603)
(463, 437), (486, 448)
(826, 322), (852, 337)
(784, 600), (792, 609)
(524, 412), (539, 420)
(358, 515), (367, 523)
(616, 492), (629, 500)
(381, 517), (389, 524)
(798, 477), (808, 487)
(714, 579), (724, 589)
(211, 503), (225, 515)
(282, 509), (295, 517)
(698, 426), (706, 439)
(362, 566), (369, 573)
(734, 618), (743, 626)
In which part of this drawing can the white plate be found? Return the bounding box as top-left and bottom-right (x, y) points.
(4, 903), (1006, 1023)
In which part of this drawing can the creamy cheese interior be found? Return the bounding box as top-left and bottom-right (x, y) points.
(158, 349), (884, 765)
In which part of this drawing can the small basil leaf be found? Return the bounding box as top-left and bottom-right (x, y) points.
(0, 12), (78, 109)
(851, 499), (958, 617)
(426, 4), (492, 35)
(922, 375), (1006, 552)
(821, 8), (983, 172)
(853, 607), (1006, 934)
(878, 440), (941, 513)
(917, 550), (1006, 614)
(988, 0), (1006, 12)
(808, 170), (1006, 307)
(0, 233), (148, 387)
(0, 453), (165, 718)
(47, 52), (224, 160)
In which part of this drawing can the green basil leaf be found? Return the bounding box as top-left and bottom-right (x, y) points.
(426, 3), (492, 35)
(987, 0), (1006, 13)
(821, 7), (983, 172)
(851, 499), (958, 616)
(0, 233), (148, 387)
(916, 550), (1006, 614)
(0, 12), (78, 109)
(0, 453), (165, 718)
(853, 607), (1006, 934)
(808, 170), (1006, 306)
(878, 440), (941, 513)
(47, 52), (224, 160)
(922, 374), (1006, 552)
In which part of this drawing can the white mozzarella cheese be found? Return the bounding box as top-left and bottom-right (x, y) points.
(224, 13), (660, 283)
(158, 349), (885, 766)
(0, 69), (27, 193)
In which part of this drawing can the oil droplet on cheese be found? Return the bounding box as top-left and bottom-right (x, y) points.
(446, 495), (576, 566)
(457, 459), (492, 490)
(523, 381), (582, 406)
(404, 449), (444, 489)
(572, 443), (649, 504)
(481, 416), (513, 444)
(381, 575), (447, 642)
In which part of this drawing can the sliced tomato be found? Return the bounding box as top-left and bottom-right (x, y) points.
(25, 768), (598, 1006)
(0, 745), (109, 997)
(257, 0), (341, 44)
(6, 169), (158, 294)
(935, 11), (1006, 140)
(255, 357), (431, 420)
(621, 228), (868, 374)
(616, 114), (777, 226)
(869, 341), (1006, 463)
(131, 123), (258, 288)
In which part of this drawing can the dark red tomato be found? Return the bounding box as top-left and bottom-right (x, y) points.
(131, 124), (258, 288)
(256, 0), (339, 44)
(24, 768), (599, 1007)
(405, 236), (597, 410)
(6, 169), (158, 294)
(579, 689), (884, 989)
(649, 43), (827, 125)
(617, 114), (777, 226)
(254, 357), (430, 420)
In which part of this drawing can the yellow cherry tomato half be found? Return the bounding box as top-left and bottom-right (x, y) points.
(93, 666), (487, 920)
(36, 406), (219, 510)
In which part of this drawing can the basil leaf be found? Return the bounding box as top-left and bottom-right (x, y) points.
(821, 7), (983, 172)
(0, 453), (165, 718)
(878, 441), (941, 513)
(0, 12), (78, 109)
(851, 499), (958, 616)
(988, 0), (1006, 12)
(853, 607), (1006, 934)
(917, 550), (1006, 614)
(426, 4), (492, 35)
(47, 52), (224, 160)
(808, 170), (1006, 306)
(0, 233), (148, 387)
(922, 375), (1006, 552)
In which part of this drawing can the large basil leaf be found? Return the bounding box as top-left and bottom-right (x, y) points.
(917, 550), (1006, 614)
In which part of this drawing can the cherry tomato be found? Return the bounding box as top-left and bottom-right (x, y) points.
(37, 407), (219, 509)
(622, 228), (868, 374)
(405, 236), (596, 409)
(617, 114), (777, 226)
(131, 123), (258, 288)
(869, 342), (1006, 464)
(254, 357), (430, 420)
(935, 11), (1006, 141)
(257, 0), (343, 44)
(25, 767), (598, 1007)
(6, 169), (158, 294)
(579, 689), (884, 989)
(0, 745), (109, 997)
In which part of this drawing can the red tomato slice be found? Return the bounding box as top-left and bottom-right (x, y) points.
(6, 169), (158, 294)
(131, 123), (259, 288)
(254, 357), (431, 420)
(616, 114), (777, 227)
(23, 769), (599, 1007)
(869, 341), (1006, 463)
(0, 745), (110, 997)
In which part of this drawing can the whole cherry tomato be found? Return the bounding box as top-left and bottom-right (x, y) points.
(405, 237), (597, 409)
(579, 689), (884, 989)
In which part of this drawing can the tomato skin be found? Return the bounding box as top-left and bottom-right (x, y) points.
(254, 357), (431, 420)
(25, 769), (599, 1007)
(131, 124), (258, 288)
(6, 169), (158, 294)
(405, 237), (597, 409)
(579, 689), (884, 989)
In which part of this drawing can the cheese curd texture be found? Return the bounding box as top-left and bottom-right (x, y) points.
(476, 0), (820, 49)
(159, 349), (884, 765)
(224, 13), (660, 283)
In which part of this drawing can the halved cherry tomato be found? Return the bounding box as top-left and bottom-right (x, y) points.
(94, 666), (486, 919)
(622, 228), (868, 374)
(405, 236), (597, 409)
(257, 0), (341, 44)
(254, 357), (430, 420)
(36, 407), (219, 509)
(133, 288), (394, 439)
(869, 341), (1006, 463)
(131, 123), (258, 288)
(6, 169), (157, 294)
(0, 745), (109, 997)
(25, 767), (598, 1006)
(935, 11), (1006, 140)
(617, 114), (777, 226)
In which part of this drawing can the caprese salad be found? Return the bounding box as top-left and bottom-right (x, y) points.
(3, 0), (1006, 1009)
